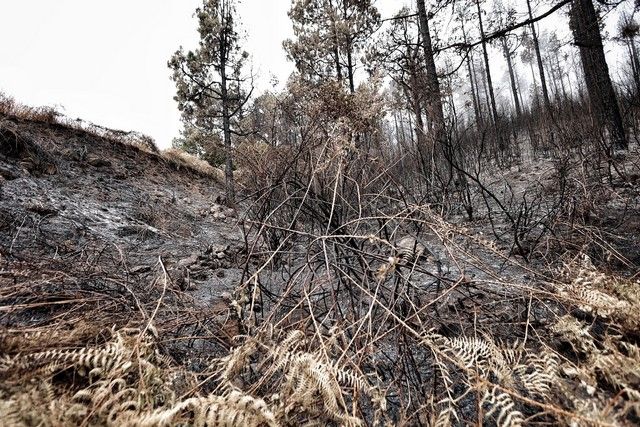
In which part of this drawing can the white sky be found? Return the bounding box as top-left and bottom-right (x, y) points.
(0, 1), (630, 149)
(0, 0), (407, 149)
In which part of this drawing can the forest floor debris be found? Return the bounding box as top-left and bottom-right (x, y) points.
(1, 114), (640, 425)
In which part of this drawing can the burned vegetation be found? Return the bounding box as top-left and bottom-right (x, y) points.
(2, 0), (640, 426)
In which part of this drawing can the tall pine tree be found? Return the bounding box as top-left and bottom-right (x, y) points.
(284, 0), (380, 93)
(169, 0), (251, 204)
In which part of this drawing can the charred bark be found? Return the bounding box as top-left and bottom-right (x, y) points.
(416, 0), (445, 144)
(570, 0), (628, 150)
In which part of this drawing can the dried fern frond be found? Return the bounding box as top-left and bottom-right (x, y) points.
(557, 262), (640, 329)
(133, 390), (277, 427)
(550, 314), (640, 425)
(422, 331), (560, 426)
(1, 327), (155, 380)
(482, 386), (525, 427)
(212, 329), (383, 426)
(559, 280), (630, 317)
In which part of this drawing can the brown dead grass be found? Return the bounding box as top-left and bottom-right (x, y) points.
(0, 92), (59, 124)
(162, 148), (224, 181)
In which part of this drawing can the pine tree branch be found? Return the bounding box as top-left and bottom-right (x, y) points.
(435, 0), (573, 53)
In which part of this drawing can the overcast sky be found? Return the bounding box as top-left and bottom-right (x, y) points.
(0, 0), (408, 149)
(0, 1), (629, 149)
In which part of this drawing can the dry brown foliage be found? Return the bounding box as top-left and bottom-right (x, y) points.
(0, 93), (59, 124)
(162, 148), (225, 181)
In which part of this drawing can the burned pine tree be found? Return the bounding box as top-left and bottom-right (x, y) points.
(569, 0), (628, 150)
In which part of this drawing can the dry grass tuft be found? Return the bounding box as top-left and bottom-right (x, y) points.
(0, 92), (59, 124)
(161, 148), (224, 181)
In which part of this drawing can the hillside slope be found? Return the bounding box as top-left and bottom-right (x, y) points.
(0, 114), (245, 347)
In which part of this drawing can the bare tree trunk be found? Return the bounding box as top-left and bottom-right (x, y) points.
(462, 18), (482, 127)
(399, 110), (408, 147)
(341, 2), (356, 94)
(554, 51), (569, 103)
(629, 40), (640, 94)
(570, 0), (628, 150)
(478, 59), (491, 114)
(416, 0), (445, 143)
(220, 2), (235, 204)
(412, 100), (430, 178)
(527, 0), (551, 110)
(476, 0), (499, 130)
(404, 43), (431, 181)
(393, 111), (401, 146)
(516, 74), (525, 114)
(470, 55), (485, 122)
(529, 61), (540, 110)
(329, 0), (343, 83)
(221, 69), (235, 204)
(546, 60), (561, 104)
(469, 57), (483, 126)
(346, 43), (356, 94)
(501, 37), (522, 119)
(449, 89), (458, 131)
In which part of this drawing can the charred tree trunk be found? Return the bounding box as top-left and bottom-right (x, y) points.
(220, 13), (235, 203)
(346, 43), (356, 94)
(501, 37), (522, 119)
(569, 0), (628, 150)
(470, 55), (485, 123)
(416, 0), (445, 144)
(546, 60), (561, 104)
(469, 56), (483, 127)
(554, 51), (569, 104)
(527, 0), (551, 111)
(628, 39), (640, 94)
(462, 19), (482, 127)
(479, 59), (491, 115)
(404, 43), (431, 183)
(342, 3), (356, 94)
(528, 60), (540, 110)
(412, 99), (430, 180)
(476, 0), (500, 130)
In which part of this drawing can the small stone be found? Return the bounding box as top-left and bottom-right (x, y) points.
(584, 383), (596, 396)
(26, 203), (58, 216)
(88, 157), (111, 168)
(130, 265), (151, 274)
(213, 212), (226, 220)
(216, 252), (226, 260)
(562, 367), (578, 378)
(178, 253), (199, 268)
